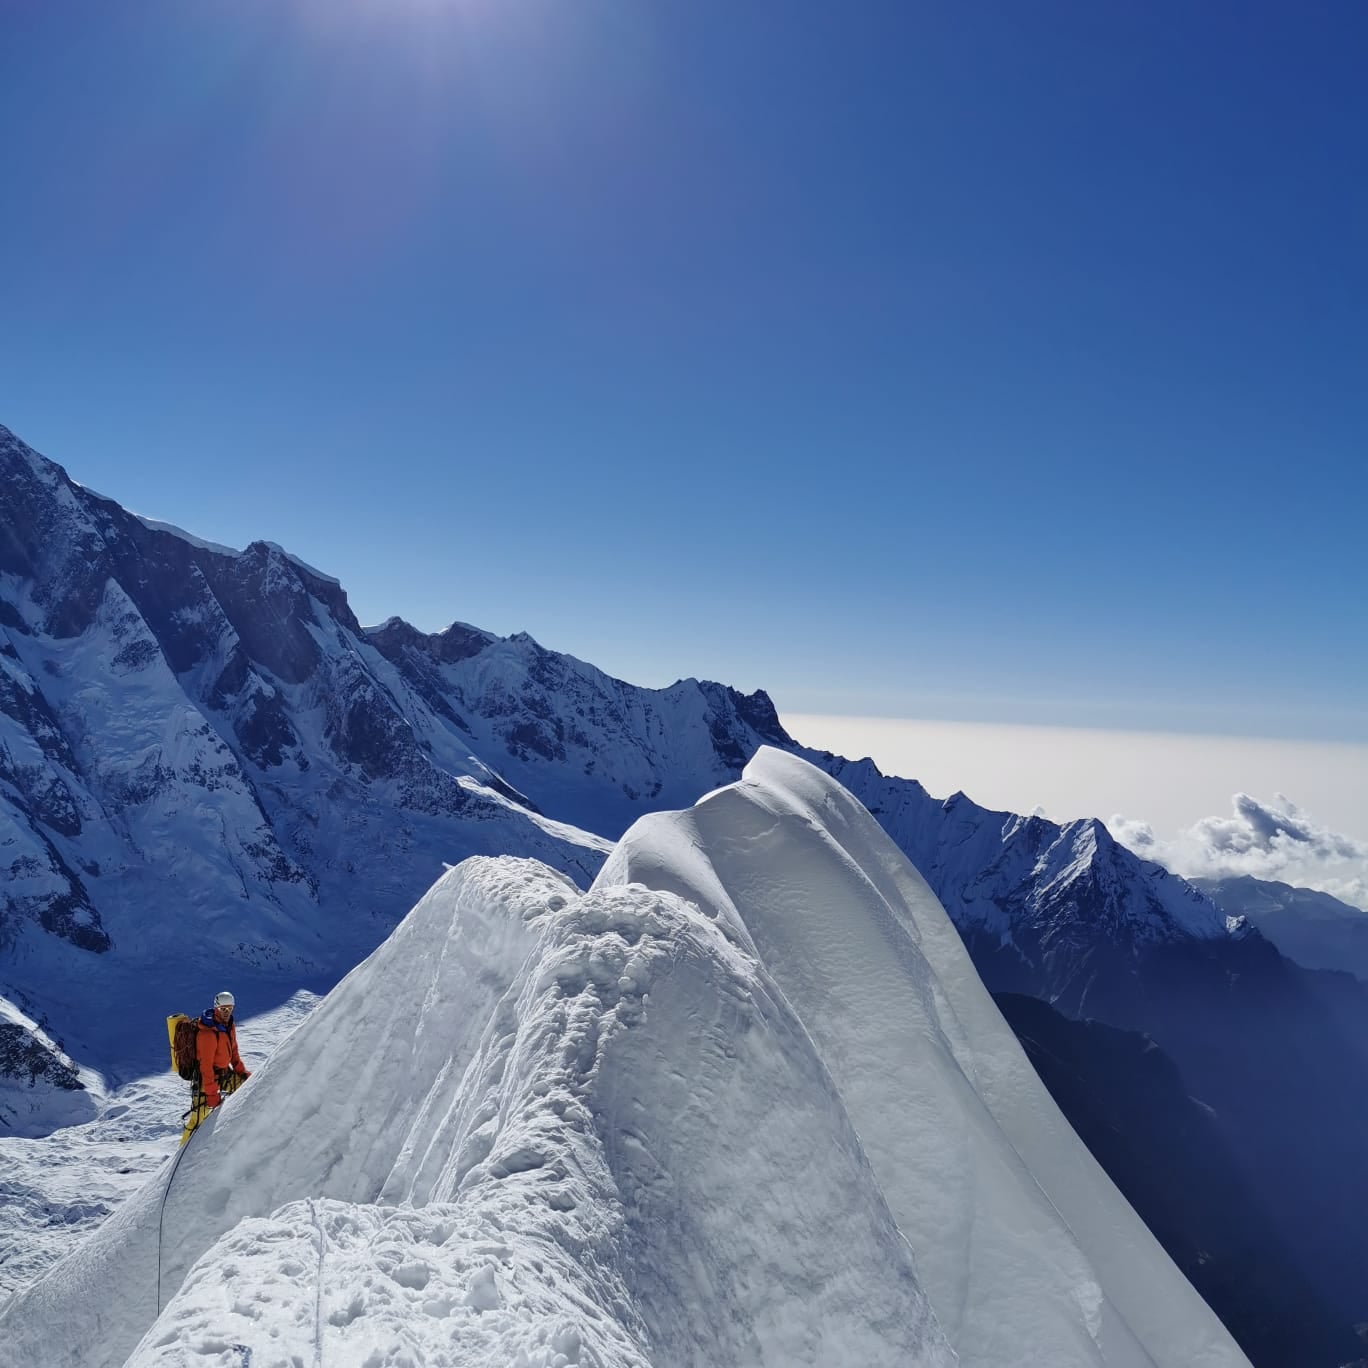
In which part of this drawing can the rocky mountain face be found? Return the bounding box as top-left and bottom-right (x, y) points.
(3, 421), (1364, 1360)
(0, 993), (94, 1137)
(362, 614), (792, 840)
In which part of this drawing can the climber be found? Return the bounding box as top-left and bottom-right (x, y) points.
(196, 990), (251, 1110)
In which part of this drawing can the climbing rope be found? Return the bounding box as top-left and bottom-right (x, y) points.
(311, 1197), (327, 1368)
(155, 1093), (202, 1316)
(155, 1071), (243, 1315)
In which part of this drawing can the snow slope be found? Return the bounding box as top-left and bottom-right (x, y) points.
(0, 992), (96, 1138)
(598, 748), (1246, 1368)
(0, 751), (1246, 1368)
(0, 993), (317, 1301)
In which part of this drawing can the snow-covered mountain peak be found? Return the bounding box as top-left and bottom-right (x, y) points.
(3, 423), (1363, 1359)
(0, 422), (1254, 1095)
(365, 614), (498, 664)
(0, 427), (357, 651)
(0, 429), (614, 1096)
(358, 609), (792, 839)
(599, 748), (1249, 1366)
(0, 424), (63, 487)
(829, 758), (1234, 949)
(1067, 816), (1231, 942)
(261, 540), (341, 586)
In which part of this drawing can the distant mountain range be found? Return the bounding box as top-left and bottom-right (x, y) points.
(3, 421), (1365, 1365)
(1196, 874), (1368, 985)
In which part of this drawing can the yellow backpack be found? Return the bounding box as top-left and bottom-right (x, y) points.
(166, 1014), (200, 1081)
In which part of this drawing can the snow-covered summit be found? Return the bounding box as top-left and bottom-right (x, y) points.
(821, 754), (1233, 962)
(600, 748), (1247, 1367)
(0, 751), (1247, 1368)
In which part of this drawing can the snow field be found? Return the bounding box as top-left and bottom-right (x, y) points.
(127, 1198), (646, 1368)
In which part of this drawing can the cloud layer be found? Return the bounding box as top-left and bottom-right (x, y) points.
(1111, 795), (1368, 910)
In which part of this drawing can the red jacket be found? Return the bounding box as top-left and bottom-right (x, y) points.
(197, 1008), (245, 1098)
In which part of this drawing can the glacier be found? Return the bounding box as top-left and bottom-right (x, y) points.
(0, 750), (1248, 1368)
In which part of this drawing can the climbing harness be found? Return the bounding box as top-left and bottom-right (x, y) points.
(179, 1069), (244, 1145)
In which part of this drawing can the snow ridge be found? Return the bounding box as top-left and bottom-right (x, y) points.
(0, 753), (1248, 1368)
(3, 833), (947, 1365)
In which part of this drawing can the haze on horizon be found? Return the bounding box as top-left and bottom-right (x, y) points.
(785, 713), (1368, 910)
(1, 3), (1364, 748)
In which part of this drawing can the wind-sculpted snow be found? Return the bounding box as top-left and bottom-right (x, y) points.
(2, 855), (948, 1366)
(0, 753), (1247, 1368)
(597, 749), (1249, 1368)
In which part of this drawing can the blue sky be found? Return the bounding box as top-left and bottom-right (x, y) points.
(2, 1), (1365, 741)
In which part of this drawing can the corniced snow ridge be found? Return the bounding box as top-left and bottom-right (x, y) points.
(0, 750), (1249, 1368)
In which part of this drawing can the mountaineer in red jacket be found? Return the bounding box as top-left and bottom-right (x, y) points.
(197, 990), (251, 1108)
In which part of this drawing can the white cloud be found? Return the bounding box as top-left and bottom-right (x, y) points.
(1111, 795), (1368, 910)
